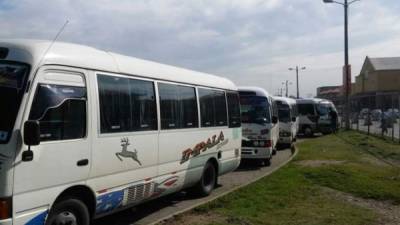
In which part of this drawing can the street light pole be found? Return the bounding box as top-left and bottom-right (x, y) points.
(323, 0), (360, 130)
(296, 66), (299, 99)
(289, 66), (306, 99)
(282, 80), (292, 97)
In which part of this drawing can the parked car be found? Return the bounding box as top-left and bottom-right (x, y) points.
(371, 109), (382, 121)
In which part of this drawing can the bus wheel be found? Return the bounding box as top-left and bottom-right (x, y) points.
(46, 198), (90, 225)
(304, 127), (313, 137)
(192, 161), (217, 196)
(263, 157), (271, 167)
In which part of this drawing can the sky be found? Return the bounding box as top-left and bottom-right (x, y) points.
(1, 0), (400, 97)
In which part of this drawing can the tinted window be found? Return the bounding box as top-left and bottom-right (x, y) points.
(199, 88), (227, 127)
(227, 92), (241, 128)
(199, 89), (215, 127)
(180, 86), (198, 128)
(158, 83), (198, 129)
(317, 103), (331, 116)
(98, 74), (157, 133)
(29, 84), (86, 141)
(130, 79), (157, 130)
(298, 104), (315, 115)
(239, 95), (271, 124)
(215, 91), (228, 126)
(0, 61), (29, 143)
(278, 105), (290, 122)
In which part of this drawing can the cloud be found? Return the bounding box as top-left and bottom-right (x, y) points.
(0, 0), (399, 97)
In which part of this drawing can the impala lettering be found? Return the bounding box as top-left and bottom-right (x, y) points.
(180, 131), (226, 164)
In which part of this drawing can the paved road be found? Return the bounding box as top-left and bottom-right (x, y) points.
(94, 147), (295, 225)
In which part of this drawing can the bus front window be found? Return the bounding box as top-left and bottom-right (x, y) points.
(317, 103), (330, 117)
(239, 96), (271, 124)
(0, 61), (29, 143)
(278, 104), (291, 123)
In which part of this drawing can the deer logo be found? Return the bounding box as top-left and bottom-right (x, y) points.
(116, 138), (142, 166)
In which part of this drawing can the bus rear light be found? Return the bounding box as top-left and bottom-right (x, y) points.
(265, 140), (272, 147)
(0, 197), (12, 220)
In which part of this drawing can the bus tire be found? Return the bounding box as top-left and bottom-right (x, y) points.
(263, 157), (271, 167)
(192, 161), (217, 197)
(304, 126), (313, 137)
(46, 198), (90, 225)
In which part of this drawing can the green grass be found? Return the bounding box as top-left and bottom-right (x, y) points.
(167, 131), (400, 225)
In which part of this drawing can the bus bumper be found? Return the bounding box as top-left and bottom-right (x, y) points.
(278, 136), (292, 144)
(241, 147), (272, 159)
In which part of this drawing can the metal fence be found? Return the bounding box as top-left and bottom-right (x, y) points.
(348, 92), (400, 142)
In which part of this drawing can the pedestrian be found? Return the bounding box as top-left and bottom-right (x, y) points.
(329, 108), (338, 133)
(381, 113), (388, 135)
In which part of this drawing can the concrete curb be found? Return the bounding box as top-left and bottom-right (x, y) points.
(150, 145), (299, 225)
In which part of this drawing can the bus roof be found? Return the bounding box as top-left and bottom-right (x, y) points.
(273, 96), (297, 105)
(296, 98), (332, 104)
(0, 39), (237, 90)
(238, 86), (271, 98)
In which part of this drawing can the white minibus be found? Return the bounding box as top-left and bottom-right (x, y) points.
(0, 39), (242, 225)
(238, 87), (279, 165)
(274, 97), (299, 147)
(296, 98), (337, 136)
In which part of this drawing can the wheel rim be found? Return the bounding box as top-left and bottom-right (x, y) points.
(203, 165), (215, 191)
(51, 211), (78, 225)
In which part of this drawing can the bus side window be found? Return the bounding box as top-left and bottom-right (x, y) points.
(227, 92), (241, 128)
(158, 83), (198, 129)
(198, 88), (227, 127)
(298, 104), (314, 116)
(97, 74), (157, 133)
(29, 84), (87, 141)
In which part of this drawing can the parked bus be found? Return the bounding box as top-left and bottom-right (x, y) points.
(274, 96), (299, 147)
(0, 39), (242, 225)
(238, 87), (279, 165)
(296, 98), (337, 136)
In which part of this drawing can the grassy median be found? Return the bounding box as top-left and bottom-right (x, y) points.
(161, 131), (400, 225)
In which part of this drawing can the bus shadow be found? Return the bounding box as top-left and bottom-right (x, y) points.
(93, 184), (225, 225)
(236, 159), (267, 171)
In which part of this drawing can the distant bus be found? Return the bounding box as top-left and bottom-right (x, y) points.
(274, 96), (299, 146)
(0, 39), (242, 225)
(238, 87), (279, 165)
(296, 98), (337, 136)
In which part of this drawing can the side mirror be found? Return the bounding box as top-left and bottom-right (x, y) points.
(292, 117), (296, 122)
(22, 120), (40, 162)
(24, 120), (40, 146)
(272, 116), (278, 124)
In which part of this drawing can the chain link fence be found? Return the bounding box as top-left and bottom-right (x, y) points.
(349, 92), (400, 142)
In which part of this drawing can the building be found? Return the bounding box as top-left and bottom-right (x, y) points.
(316, 85), (343, 110)
(351, 56), (400, 111)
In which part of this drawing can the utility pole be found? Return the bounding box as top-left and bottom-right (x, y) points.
(282, 80), (292, 97)
(323, 0), (361, 130)
(289, 66), (306, 99)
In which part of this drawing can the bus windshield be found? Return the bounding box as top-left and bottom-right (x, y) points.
(240, 96), (271, 124)
(0, 61), (29, 143)
(278, 104), (291, 123)
(317, 103), (331, 116)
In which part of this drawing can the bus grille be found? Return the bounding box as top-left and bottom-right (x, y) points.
(126, 183), (154, 205)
